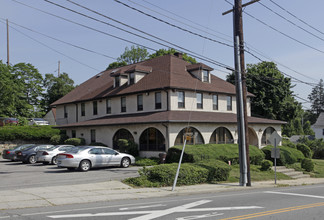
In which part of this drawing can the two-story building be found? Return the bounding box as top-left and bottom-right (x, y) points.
(312, 112), (324, 139)
(52, 53), (285, 157)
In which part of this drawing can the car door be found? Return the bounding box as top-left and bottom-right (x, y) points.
(88, 148), (105, 167)
(102, 148), (120, 166)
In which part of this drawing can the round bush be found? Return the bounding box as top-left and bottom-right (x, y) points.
(50, 135), (61, 145)
(260, 160), (273, 171)
(297, 143), (312, 159)
(262, 145), (304, 166)
(64, 138), (85, 146)
(301, 158), (314, 172)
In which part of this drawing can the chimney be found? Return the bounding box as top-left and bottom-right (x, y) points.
(174, 52), (183, 59)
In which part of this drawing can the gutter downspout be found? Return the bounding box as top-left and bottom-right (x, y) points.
(162, 122), (169, 152)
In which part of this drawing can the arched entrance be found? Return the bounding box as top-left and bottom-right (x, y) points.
(174, 127), (204, 146)
(262, 127), (275, 145)
(248, 127), (258, 147)
(209, 127), (234, 144)
(139, 127), (165, 151)
(113, 129), (134, 150)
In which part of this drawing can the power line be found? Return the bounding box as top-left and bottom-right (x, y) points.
(268, 0), (324, 36)
(114, 0), (234, 48)
(0, 19), (100, 72)
(257, 1), (324, 42)
(0, 18), (117, 61)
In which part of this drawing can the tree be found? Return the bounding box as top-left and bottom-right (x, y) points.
(43, 73), (75, 113)
(308, 79), (324, 117)
(117, 45), (149, 64)
(226, 61), (304, 136)
(106, 61), (128, 70)
(149, 48), (196, 64)
(0, 61), (17, 117)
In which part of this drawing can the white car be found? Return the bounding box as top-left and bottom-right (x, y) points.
(36, 145), (75, 165)
(29, 118), (49, 125)
(57, 146), (136, 171)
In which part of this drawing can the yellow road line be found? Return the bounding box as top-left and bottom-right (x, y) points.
(219, 202), (324, 220)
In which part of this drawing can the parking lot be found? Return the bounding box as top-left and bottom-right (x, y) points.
(0, 158), (140, 191)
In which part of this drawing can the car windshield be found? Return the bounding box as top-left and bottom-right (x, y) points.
(18, 144), (35, 150)
(34, 118), (45, 121)
(65, 146), (89, 154)
(48, 146), (60, 151)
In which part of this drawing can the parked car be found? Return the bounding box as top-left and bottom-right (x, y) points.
(0, 117), (18, 126)
(36, 145), (75, 165)
(29, 118), (49, 126)
(57, 146), (136, 171)
(2, 144), (36, 161)
(16, 145), (54, 164)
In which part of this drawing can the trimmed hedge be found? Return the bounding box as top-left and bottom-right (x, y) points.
(64, 138), (86, 146)
(262, 145), (304, 166)
(296, 143), (312, 158)
(166, 144), (265, 165)
(301, 158), (314, 172)
(135, 157), (159, 166)
(0, 126), (59, 141)
(196, 160), (231, 182)
(260, 160), (273, 171)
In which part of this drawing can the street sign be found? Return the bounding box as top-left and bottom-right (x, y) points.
(271, 148), (280, 159)
(268, 131), (282, 146)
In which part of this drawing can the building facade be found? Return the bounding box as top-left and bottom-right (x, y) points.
(312, 112), (324, 140)
(53, 53), (285, 157)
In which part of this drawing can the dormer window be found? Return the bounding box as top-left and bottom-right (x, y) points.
(129, 73), (135, 85)
(115, 76), (120, 87)
(202, 70), (209, 82)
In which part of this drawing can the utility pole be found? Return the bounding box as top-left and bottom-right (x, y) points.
(58, 61), (60, 76)
(223, 0), (259, 186)
(6, 19), (9, 66)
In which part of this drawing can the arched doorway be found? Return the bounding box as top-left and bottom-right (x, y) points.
(262, 127), (275, 145)
(139, 127), (165, 151)
(209, 127), (234, 144)
(174, 127), (204, 146)
(113, 129), (134, 150)
(248, 127), (258, 147)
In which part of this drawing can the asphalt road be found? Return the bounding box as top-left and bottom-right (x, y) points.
(1, 184), (324, 220)
(0, 158), (140, 190)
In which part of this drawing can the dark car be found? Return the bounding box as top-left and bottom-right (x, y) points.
(2, 144), (36, 161)
(16, 145), (53, 164)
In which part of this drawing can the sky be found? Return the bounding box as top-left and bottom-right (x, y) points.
(0, 0), (323, 110)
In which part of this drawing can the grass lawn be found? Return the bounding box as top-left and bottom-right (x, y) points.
(224, 164), (292, 183)
(288, 159), (324, 178)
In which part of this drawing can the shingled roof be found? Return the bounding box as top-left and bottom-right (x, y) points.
(55, 110), (286, 128)
(52, 54), (251, 106)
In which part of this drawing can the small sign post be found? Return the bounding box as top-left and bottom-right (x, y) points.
(269, 131), (282, 185)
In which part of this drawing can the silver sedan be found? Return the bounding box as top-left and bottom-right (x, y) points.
(36, 145), (75, 165)
(56, 146), (136, 171)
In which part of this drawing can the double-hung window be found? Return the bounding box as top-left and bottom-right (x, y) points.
(196, 93), (203, 109)
(213, 94), (218, 110)
(137, 94), (143, 111)
(155, 92), (161, 109)
(90, 129), (96, 143)
(178, 91), (185, 108)
(115, 76), (120, 87)
(202, 70), (209, 82)
(106, 98), (111, 114)
(121, 97), (126, 112)
(129, 73), (135, 85)
(64, 105), (68, 118)
(81, 103), (85, 116)
(93, 101), (98, 115)
(227, 96), (232, 111)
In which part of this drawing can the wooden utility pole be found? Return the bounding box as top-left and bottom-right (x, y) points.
(6, 19), (9, 66)
(58, 61), (61, 76)
(223, 0), (259, 186)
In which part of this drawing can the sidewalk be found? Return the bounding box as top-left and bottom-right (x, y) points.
(1, 178), (324, 210)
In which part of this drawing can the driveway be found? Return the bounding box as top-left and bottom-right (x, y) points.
(0, 158), (140, 190)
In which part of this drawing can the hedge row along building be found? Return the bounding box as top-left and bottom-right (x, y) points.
(52, 53), (285, 157)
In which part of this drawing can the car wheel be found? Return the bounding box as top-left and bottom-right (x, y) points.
(79, 160), (91, 172)
(28, 155), (37, 164)
(121, 157), (130, 168)
(51, 156), (57, 165)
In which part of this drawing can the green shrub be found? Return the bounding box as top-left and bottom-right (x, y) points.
(126, 141), (139, 157)
(135, 158), (159, 166)
(196, 160), (231, 182)
(260, 160), (273, 171)
(313, 146), (324, 159)
(0, 126), (59, 141)
(282, 138), (296, 149)
(301, 158), (314, 172)
(64, 138), (85, 146)
(123, 175), (159, 187)
(166, 144), (264, 165)
(50, 134), (69, 145)
(117, 139), (129, 153)
(297, 143), (312, 158)
(262, 145), (304, 166)
(89, 142), (108, 147)
(144, 163), (209, 186)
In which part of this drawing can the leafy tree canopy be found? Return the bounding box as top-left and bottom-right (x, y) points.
(308, 79), (324, 117)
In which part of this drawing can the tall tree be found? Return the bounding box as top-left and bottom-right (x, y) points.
(149, 48), (197, 64)
(117, 45), (149, 64)
(308, 79), (324, 117)
(0, 61), (17, 117)
(43, 73), (75, 113)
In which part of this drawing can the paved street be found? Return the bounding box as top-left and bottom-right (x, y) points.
(0, 158), (140, 190)
(1, 184), (324, 219)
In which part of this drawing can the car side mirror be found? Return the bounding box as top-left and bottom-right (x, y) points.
(115, 152), (119, 155)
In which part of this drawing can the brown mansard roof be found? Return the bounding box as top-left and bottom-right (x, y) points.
(55, 111), (286, 128)
(52, 54), (249, 106)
